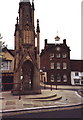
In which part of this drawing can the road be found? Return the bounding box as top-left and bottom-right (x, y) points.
(2, 107), (83, 119)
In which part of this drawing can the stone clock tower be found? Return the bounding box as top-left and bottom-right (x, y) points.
(12, 0), (41, 95)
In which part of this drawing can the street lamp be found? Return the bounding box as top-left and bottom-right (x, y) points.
(19, 75), (23, 100)
(44, 77), (46, 89)
(42, 67), (46, 89)
(50, 79), (54, 91)
(56, 82), (57, 90)
(18, 81), (21, 100)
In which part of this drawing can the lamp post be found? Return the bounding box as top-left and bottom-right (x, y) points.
(42, 67), (46, 89)
(19, 75), (23, 100)
(50, 83), (52, 91)
(19, 89), (21, 100)
(50, 79), (54, 91)
(19, 81), (22, 100)
(56, 83), (57, 90)
(44, 77), (46, 89)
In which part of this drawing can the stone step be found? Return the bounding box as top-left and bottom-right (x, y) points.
(28, 94), (57, 99)
(34, 96), (62, 102)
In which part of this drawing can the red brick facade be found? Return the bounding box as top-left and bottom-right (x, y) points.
(40, 39), (71, 85)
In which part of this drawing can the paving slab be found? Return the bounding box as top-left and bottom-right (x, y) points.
(0, 85), (83, 115)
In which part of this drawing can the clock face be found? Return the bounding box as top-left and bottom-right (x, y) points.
(56, 47), (60, 51)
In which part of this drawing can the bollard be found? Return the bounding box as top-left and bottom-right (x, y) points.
(56, 84), (57, 90)
(19, 95), (21, 100)
(50, 84), (52, 91)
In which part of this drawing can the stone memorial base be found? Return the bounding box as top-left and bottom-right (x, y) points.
(12, 89), (41, 95)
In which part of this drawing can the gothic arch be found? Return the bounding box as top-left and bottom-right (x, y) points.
(22, 60), (34, 90)
(13, 0), (41, 95)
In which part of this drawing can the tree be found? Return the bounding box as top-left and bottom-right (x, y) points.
(0, 34), (7, 50)
(0, 33), (3, 39)
(0, 33), (7, 69)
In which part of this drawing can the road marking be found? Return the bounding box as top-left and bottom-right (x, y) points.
(75, 91), (82, 98)
(54, 102), (67, 104)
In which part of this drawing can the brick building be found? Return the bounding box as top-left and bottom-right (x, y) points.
(40, 37), (71, 85)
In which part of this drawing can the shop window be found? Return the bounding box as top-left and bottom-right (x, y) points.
(63, 62), (67, 69)
(50, 62), (54, 69)
(56, 62), (60, 69)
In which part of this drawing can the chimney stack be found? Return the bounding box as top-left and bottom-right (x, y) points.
(63, 39), (66, 45)
(44, 39), (47, 48)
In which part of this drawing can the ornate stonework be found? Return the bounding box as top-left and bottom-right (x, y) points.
(12, 0), (41, 95)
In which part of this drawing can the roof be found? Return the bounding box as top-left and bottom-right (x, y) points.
(2, 47), (15, 56)
(40, 43), (70, 56)
(9, 50), (15, 56)
(70, 60), (83, 72)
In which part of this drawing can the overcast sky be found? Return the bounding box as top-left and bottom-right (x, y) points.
(0, 0), (82, 59)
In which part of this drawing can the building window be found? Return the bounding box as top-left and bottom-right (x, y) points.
(74, 79), (80, 84)
(63, 62), (67, 69)
(75, 72), (79, 76)
(1, 61), (11, 70)
(50, 53), (54, 60)
(63, 74), (67, 82)
(56, 53), (61, 58)
(50, 62), (54, 69)
(57, 74), (61, 82)
(63, 53), (67, 58)
(56, 62), (60, 69)
(2, 61), (8, 70)
(81, 80), (83, 85)
(50, 74), (55, 82)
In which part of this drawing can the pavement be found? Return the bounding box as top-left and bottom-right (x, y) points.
(0, 83), (83, 117)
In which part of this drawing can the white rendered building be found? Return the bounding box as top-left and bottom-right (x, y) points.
(71, 60), (83, 85)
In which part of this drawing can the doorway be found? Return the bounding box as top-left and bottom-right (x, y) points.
(22, 60), (34, 90)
